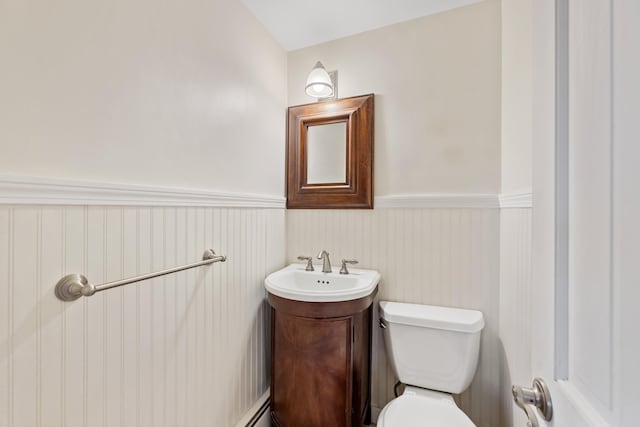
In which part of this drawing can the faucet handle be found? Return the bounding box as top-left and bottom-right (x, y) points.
(297, 256), (314, 271)
(340, 259), (358, 275)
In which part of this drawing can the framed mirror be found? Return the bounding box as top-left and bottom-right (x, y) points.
(286, 94), (374, 209)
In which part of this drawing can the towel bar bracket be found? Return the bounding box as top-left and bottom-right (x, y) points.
(54, 248), (226, 302)
(55, 273), (94, 301)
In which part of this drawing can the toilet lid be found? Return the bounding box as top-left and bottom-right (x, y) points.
(378, 394), (475, 427)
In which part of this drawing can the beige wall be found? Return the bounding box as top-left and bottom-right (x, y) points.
(501, 0), (533, 194)
(287, 0), (501, 195)
(0, 0), (286, 196)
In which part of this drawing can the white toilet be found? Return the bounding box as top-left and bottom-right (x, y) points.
(377, 301), (485, 426)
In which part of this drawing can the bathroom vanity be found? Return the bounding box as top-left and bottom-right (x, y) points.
(265, 264), (380, 427)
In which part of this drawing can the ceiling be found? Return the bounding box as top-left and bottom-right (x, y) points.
(241, 0), (484, 51)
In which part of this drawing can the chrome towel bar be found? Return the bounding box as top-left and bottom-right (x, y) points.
(54, 249), (226, 302)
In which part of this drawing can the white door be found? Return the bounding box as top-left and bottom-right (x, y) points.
(525, 0), (640, 426)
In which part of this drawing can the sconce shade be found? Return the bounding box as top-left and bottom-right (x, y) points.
(305, 61), (334, 98)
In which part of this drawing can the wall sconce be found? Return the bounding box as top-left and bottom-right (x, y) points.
(305, 61), (337, 101)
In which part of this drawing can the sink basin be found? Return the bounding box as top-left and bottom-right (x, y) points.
(265, 263), (381, 302)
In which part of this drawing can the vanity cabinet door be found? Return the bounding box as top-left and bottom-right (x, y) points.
(268, 291), (376, 427)
(271, 312), (353, 427)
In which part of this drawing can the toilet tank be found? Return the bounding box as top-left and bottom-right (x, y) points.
(379, 301), (484, 394)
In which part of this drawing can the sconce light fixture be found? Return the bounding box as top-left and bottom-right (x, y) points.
(305, 61), (336, 100)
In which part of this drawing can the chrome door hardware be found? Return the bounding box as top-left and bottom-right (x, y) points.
(339, 259), (358, 274)
(297, 256), (314, 271)
(512, 378), (553, 427)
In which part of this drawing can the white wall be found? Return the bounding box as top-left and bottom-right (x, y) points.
(498, 208), (532, 427)
(498, 2), (534, 426)
(0, 0), (288, 426)
(0, 1), (553, 426)
(285, 3), (503, 426)
(0, 0), (286, 196)
(0, 206), (285, 427)
(287, 208), (500, 427)
(615, 1), (640, 424)
(287, 0), (501, 195)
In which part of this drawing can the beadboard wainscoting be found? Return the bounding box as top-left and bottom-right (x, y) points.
(498, 208), (533, 427)
(0, 205), (285, 427)
(286, 208), (500, 427)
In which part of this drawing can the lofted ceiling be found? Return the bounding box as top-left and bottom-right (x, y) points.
(241, 0), (484, 51)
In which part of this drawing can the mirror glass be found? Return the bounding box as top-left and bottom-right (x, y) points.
(306, 122), (347, 184)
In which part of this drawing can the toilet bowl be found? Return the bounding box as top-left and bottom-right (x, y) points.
(377, 387), (474, 427)
(378, 301), (484, 426)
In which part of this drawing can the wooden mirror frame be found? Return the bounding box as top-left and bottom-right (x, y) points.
(286, 94), (374, 209)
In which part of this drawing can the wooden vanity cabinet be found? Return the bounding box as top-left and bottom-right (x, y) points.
(268, 289), (377, 427)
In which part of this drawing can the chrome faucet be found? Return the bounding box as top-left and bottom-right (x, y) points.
(317, 250), (332, 273)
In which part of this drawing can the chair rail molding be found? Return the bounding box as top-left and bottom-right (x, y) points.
(499, 191), (533, 208)
(0, 175), (286, 208)
(374, 192), (532, 209)
(1, 175), (532, 210)
(374, 194), (500, 209)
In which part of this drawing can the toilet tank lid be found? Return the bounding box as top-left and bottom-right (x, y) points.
(380, 301), (484, 333)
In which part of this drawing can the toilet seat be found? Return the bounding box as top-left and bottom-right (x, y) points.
(377, 389), (475, 427)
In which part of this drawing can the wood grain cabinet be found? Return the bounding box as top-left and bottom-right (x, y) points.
(268, 289), (377, 427)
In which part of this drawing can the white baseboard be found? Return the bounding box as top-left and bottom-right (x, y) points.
(234, 391), (379, 426)
(235, 390), (270, 427)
